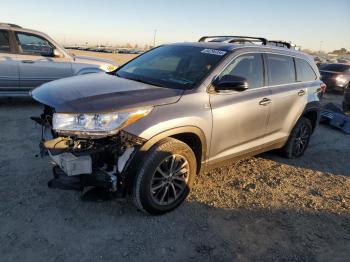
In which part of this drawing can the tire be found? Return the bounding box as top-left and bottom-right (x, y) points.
(318, 91), (324, 99)
(343, 101), (350, 112)
(133, 137), (196, 215)
(280, 117), (313, 159)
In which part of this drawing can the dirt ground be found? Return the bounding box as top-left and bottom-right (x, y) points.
(0, 93), (349, 262)
(0, 52), (349, 261)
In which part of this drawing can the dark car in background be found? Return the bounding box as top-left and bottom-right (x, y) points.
(319, 63), (350, 93)
(343, 84), (350, 112)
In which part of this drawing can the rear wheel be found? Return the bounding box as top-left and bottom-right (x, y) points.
(133, 138), (196, 215)
(343, 85), (350, 112)
(281, 117), (313, 158)
(343, 101), (350, 112)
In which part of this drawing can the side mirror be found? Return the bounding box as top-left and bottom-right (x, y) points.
(53, 49), (63, 58)
(40, 46), (54, 57)
(213, 75), (248, 92)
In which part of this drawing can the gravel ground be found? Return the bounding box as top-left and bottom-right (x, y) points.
(0, 93), (349, 262)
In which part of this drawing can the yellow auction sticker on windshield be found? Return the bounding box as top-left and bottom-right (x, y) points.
(201, 49), (227, 56)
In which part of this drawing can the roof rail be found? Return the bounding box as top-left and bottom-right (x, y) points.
(268, 40), (293, 49)
(198, 36), (302, 50)
(0, 23), (22, 28)
(198, 36), (268, 45)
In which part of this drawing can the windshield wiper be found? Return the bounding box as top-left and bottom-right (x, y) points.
(123, 76), (165, 87)
(133, 78), (165, 87)
(115, 72), (166, 87)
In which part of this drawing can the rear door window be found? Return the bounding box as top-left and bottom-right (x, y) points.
(267, 54), (295, 85)
(0, 30), (10, 53)
(295, 58), (317, 82)
(220, 53), (264, 89)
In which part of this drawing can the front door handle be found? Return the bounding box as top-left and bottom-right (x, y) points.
(259, 98), (271, 106)
(21, 60), (34, 64)
(298, 90), (305, 96)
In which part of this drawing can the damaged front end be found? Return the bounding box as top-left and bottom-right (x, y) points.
(32, 105), (146, 195)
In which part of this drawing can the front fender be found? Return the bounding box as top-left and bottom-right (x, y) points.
(139, 125), (207, 162)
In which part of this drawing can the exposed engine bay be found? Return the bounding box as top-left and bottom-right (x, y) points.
(32, 105), (146, 195)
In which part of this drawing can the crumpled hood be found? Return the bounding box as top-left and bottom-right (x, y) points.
(73, 55), (116, 66)
(31, 73), (183, 113)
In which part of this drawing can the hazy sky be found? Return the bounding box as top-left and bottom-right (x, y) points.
(2, 0), (350, 51)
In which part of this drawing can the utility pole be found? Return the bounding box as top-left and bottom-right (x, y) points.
(153, 29), (157, 47)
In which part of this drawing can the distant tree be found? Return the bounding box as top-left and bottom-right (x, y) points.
(126, 43), (132, 48)
(301, 49), (316, 55)
(331, 48), (348, 55)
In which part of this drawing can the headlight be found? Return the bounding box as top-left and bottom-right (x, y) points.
(52, 108), (152, 136)
(99, 64), (118, 72)
(335, 75), (347, 86)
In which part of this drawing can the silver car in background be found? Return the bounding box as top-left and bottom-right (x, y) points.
(0, 23), (118, 96)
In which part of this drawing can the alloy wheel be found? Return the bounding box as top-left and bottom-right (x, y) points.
(150, 154), (190, 206)
(293, 123), (310, 156)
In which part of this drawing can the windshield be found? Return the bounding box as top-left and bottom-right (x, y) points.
(116, 45), (227, 89)
(319, 63), (350, 72)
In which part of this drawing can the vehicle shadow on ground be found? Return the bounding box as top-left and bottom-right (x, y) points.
(1, 196), (349, 261)
(260, 124), (350, 177)
(261, 142), (349, 177)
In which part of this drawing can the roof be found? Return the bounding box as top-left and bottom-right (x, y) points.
(167, 41), (238, 51)
(0, 23), (22, 28)
(167, 41), (307, 56)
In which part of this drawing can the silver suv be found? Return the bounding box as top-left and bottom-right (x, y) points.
(31, 36), (322, 215)
(0, 23), (117, 96)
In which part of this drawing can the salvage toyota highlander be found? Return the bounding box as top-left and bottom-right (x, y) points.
(31, 36), (323, 215)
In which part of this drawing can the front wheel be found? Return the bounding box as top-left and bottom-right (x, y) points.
(280, 117), (313, 158)
(133, 138), (196, 215)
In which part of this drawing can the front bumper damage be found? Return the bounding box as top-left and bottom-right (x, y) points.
(32, 106), (146, 195)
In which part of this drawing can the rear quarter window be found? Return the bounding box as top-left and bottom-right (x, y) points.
(267, 54), (295, 85)
(295, 58), (317, 82)
(0, 30), (10, 53)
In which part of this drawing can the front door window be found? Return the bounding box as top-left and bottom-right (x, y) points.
(16, 33), (52, 56)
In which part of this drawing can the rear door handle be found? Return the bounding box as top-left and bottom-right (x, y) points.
(298, 90), (305, 96)
(259, 98), (271, 106)
(21, 60), (34, 63)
